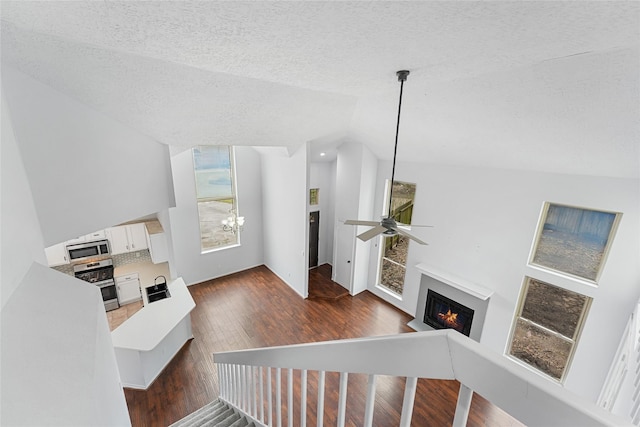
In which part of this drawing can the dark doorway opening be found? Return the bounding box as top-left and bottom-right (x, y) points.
(309, 211), (319, 269)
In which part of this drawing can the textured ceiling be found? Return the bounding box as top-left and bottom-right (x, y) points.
(1, 1), (639, 177)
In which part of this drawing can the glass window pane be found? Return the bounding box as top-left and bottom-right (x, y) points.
(521, 279), (588, 338)
(197, 200), (238, 250)
(380, 258), (405, 295)
(384, 236), (408, 265)
(193, 146), (233, 199)
(510, 319), (573, 380)
(390, 182), (416, 224)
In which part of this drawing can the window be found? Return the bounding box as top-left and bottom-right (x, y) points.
(192, 146), (239, 251)
(378, 181), (416, 295)
(310, 188), (319, 205)
(508, 277), (591, 381)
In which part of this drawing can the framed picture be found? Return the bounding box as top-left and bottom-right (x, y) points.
(529, 203), (621, 282)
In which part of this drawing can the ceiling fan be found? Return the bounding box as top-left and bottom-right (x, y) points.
(345, 70), (432, 245)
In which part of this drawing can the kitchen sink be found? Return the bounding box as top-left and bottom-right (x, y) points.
(146, 283), (171, 303)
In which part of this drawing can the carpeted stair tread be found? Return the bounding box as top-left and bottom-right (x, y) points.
(227, 416), (251, 427)
(208, 412), (242, 427)
(176, 403), (229, 427)
(170, 400), (227, 427)
(189, 406), (235, 427)
(170, 399), (261, 427)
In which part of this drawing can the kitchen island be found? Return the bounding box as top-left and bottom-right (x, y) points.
(111, 277), (195, 389)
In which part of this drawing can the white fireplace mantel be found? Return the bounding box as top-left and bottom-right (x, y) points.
(415, 263), (494, 301)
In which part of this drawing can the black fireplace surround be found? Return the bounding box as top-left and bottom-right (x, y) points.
(423, 289), (475, 337)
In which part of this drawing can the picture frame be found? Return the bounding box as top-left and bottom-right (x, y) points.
(529, 203), (621, 282)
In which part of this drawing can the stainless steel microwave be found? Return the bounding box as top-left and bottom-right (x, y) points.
(66, 240), (111, 263)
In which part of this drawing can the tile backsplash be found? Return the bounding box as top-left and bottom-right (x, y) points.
(52, 250), (152, 276)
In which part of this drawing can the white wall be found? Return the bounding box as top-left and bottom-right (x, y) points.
(1, 93), (46, 307)
(1, 66), (176, 246)
(1, 92), (130, 426)
(168, 146), (264, 285)
(365, 160), (640, 402)
(261, 144), (309, 297)
(352, 145), (378, 295)
(333, 142), (377, 294)
(309, 161), (336, 266)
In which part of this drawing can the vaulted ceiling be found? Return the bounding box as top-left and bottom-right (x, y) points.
(1, 1), (638, 178)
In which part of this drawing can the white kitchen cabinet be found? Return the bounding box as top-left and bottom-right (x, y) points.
(84, 230), (106, 241)
(116, 273), (141, 305)
(106, 224), (148, 255)
(127, 223), (148, 252)
(44, 242), (69, 266)
(145, 221), (169, 264)
(105, 226), (130, 255)
(65, 235), (86, 245)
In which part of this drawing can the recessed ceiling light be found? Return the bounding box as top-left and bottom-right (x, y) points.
(320, 152), (326, 156)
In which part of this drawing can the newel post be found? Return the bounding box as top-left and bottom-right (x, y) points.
(452, 384), (473, 427)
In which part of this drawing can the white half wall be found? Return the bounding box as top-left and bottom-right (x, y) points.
(168, 146), (264, 285)
(309, 161), (336, 266)
(1, 66), (176, 246)
(366, 161), (640, 402)
(1, 91), (46, 307)
(260, 144), (309, 297)
(1, 90), (130, 426)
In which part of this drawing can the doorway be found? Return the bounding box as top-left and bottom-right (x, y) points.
(309, 211), (319, 269)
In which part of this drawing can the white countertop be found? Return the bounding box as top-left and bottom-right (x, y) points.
(111, 277), (195, 351)
(114, 260), (170, 289)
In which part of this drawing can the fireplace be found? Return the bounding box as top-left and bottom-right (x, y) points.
(423, 289), (475, 337)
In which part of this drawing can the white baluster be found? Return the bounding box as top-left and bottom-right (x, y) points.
(317, 371), (325, 427)
(242, 365), (247, 411)
(276, 367), (282, 427)
(217, 364), (223, 398)
(453, 384), (473, 427)
(233, 365), (239, 406)
(337, 372), (348, 427)
(252, 366), (258, 417)
(227, 364), (232, 401)
(259, 366), (265, 423)
(399, 377), (418, 427)
(301, 369), (308, 427)
(268, 367), (273, 427)
(363, 374), (377, 427)
(288, 368), (293, 427)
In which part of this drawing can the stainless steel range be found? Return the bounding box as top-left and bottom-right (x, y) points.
(73, 259), (119, 311)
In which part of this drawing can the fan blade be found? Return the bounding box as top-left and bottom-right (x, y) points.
(396, 222), (434, 229)
(345, 219), (381, 226)
(395, 227), (428, 245)
(357, 225), (387, 242)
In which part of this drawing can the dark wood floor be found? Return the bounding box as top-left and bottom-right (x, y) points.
(124, 265), (523, 426)
(308, 264), (349, 300)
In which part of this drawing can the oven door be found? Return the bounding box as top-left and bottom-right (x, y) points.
(98, 282), (117, 301)
(99, 282), (119, 311)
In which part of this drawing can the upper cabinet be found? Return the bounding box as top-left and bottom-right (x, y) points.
(44, 242), (69, 266)
(45, 221), (165, 267)
(105, 223), (148, 255)
(44, 230), (109, 266)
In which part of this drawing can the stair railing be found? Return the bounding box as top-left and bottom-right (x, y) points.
(214, 330), (631, 427)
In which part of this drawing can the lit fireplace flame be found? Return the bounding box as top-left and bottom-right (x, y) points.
(437, 309), (459, 328)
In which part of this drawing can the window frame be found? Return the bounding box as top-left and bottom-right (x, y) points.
(376, 179), (416, 298)
(506, 276), (592, 383)
(192, 145), (241, 253)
